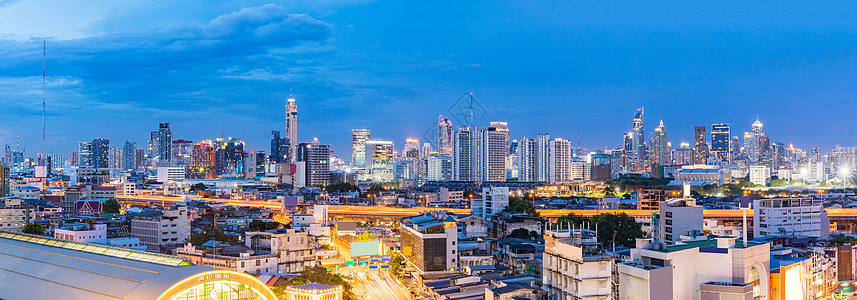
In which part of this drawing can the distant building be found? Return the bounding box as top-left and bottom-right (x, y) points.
(749, 165), (771, 186)
(351, 129), (370, 168)
(636, 187), (682, 210)
(296, 142), (331, 187)
(157, 167), (186, 183)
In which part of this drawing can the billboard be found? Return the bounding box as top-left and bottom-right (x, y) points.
(350, 240), (381, 257)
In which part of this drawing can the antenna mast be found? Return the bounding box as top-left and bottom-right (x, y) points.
(468, 92), (474, 127)
(41, 40), (46, 164)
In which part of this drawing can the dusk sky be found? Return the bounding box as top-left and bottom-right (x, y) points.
(3, 1), (857, 158)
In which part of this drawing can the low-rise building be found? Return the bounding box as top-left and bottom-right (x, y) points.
(130, 205), (191, 251)
(0, 197), (34, 232)
(636, 187), (682, 210)
(653, 198), (703, 245)
(400, 212), (459, 274)
(54, 223), (107, 244)
(542, 227), (613, 300)
(282, 283), (343, 300)
(245, 228), (316, 273)
(175, 242), (278, 275)
(753, 197), (829, 238)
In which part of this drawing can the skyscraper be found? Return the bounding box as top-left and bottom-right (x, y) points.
(91, 138), (109, 169)
(549, 138), (571, 183)
(158, 123), (172, 161)
(403, 138), (421, 160)
(191, 141), (216, 179)
(710, 123), (731, 163)
(452, 126), (483, 181)
(285, 94), (298, 163)
(632, 107), (645, 160)
(270, 131), (289, 163)
(212, 138), (244, 175)
(648, 120), (669, 166)
(351, 129), (370, 168)
(518, 134), (550, 182)
(78, 141), (92, 166)
(437, 115), (453, 155)
(296, 142), (331, 187)
(694, 126), (709, 164)
(364, 140), (394, 182)
(171, 139), (192, 167)
(744, 119), (764, 163)
(108, 147), (123, 171)
(123, 141), (136, 171)
(483, 122), (509, 182)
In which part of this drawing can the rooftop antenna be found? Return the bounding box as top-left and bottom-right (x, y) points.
(468, 92), (474, 127)
(41, 39), (46, 164)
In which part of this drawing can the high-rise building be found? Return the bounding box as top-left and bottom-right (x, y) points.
(648, 120), (669, 166)
(296, 142), (331, 187)
(403, 138), (421, 160)
(91, 138), (109, 169)
(108, 147), (123, 171)
(710, 123), (731, 163)
(694, 126), (708, 164)
(772, 142), (786, 170)
(285, 94), (298, 163)
(483, 122), (509, 182)
(471, 187), (509, 218)
(270, 131), (289, 163)
(78, 141), (92, 166)
(170, 139), (192, 166)
(0, 164), (8, 197)
(157, 123), (172, 161)
(744, 119), (764, 163)
(351, 129), (370, 168)
(518, 134), (550, 182)
(549, 138), (571, 183)
(453, 126), (482, 181)
(123, 141), (136, 171)
(134, 148), (144, 170)
(437, 115), (453, 155)
(632, 107), (645, 160)
(191, 141), (216, 179)
(363, 140), (394, 182)
(426, 155), (452, 181)
(212, 138), (244, 175)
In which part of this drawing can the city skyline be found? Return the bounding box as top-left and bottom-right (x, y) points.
(3, 1), (857, 156)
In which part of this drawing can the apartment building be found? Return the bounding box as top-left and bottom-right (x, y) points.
(130, 206), (190, 251)
(543, 226), (614, 300)
(753, 197), (829, 238)
(245, 228), (316, 273)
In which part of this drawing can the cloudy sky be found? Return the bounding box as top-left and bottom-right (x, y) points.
(3, 1), (857, 158)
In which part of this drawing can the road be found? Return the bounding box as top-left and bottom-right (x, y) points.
(350, 269), (411, 300)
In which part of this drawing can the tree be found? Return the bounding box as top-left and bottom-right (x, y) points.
(249, 220), (280, 231)
(189, 228), (238, 246)
(356, 232), (377, 242)
(390, 252), (405, 278)
(273, 266), (357, 300)
(832, 234), (857, 245)
(503, 196), (540, 217)
(557, 213), (588, 226)
(189, 183), (207, 191)
(102, 198), (121, 214)
(591, 213), (645, 248)
(508, 228), (533, 239)
(325, 182), (359, 193)
(769, 178), (787, 187)
(23, 223), (44, 235)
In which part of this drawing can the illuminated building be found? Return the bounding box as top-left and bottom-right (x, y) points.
(0, 231), (278, 300)
(711, 123), (731, 163)
(632, 107), (646, 162)
(400, 212), (459, 273)
(438, 115), (453, 155)
(426, 154), (452, 181)
(245, 229), (317, 273)
(0, 197), (34, 232)
(518, 134), (550, 182)
(91, 138), (110, 169)
(619, 237), (770, 300)
(549, 138), (571, 183)
(694, 126), (709, 164)
(296, 141), (331, 187)
(753, 197), (829, 238)
(171, 139), (193, 166)
(543, 227), (614, 300)
(270, 130), (289, 164)
(123, 141), (136, 171)
(134, 147), (144, 170)
(108, 146), (122, 171)
(648, 120), (670, 166)
(283, 283), (344, 300)
(77, 141), (92, 166)
(744, 119), (765, 163)
(0, 164), (8, 196)
(673, 146), (694, 166)
(213, 138), (244, 175)
(453, 126), (482, 181)
(749, 165), (771, 186)
(350, 128), (370, 168)
(484, 122), (509, 182)
(285, 93), (298, 163)
(363, 140), (394, 182)
(403, 137), (420, 159)
(637, 187), (682, 210)
(191, 140), (216, 179)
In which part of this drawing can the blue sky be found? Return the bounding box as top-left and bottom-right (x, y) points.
(2, 1), (857, 158)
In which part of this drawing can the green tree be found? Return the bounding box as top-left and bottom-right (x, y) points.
(769, 178), (787, 187)
(503, 196), (540, 217)
(189, 183), (207, 191)
(273, 266), (357, 300)
(356, 232), (377, 242)
(591, 213), (645, 248)
(557, 213), (588, 226)
(102, 198), (121, 214)
(832, 234), (857, 245)
(389, 252), (404, 278)
(249, 220), (280, 231)
(325, 182), (359, 193)
(508, 228), (533, 239)
(23, 223), (44, 235)
(188, 228), (238, 246)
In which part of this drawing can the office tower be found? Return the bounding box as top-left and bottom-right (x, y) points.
(123, 141), (136, 171)
(710, 123), (731, 163)
(437, 115), (453, 155)
(694, 126), (709, 164)
(648, 120), (669, 166)
(170, 139), (192, 166)
(772, 142), (786, 170)
(453, 126), (483, 181)
(731, 136), (741, 159)
(421, 142), (433, 157)
(91, 138), (109, 169)
(78, 141), (92, 166)
(46, 153), (67, 173)
(296, 142), (331, 187)
(134, 148), (144, 170)
(351, 129), (370, 167)
(744, 119), (764, 163)
(285, 94), (298, 163)
(549, 138), (571, 183)
(191, 141), (216, 179)
(483, 122), (509, 182)
(400, 212), (459, 273)
(270, 131), (289, 163)
(632, 107), (645, 160)
(362, 140), (394, 182)
(242, 151), (265, 178)
(754, 197), (829, 237)
(212, 138), (244, 175)
(108, 147), (123, 171)
(403, 138), (420, 160)
(157, 123), (171, 161)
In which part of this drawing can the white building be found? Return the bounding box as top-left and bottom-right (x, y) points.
(54, 223), (108, 244)
(175, 243), (278, 275)
(471, 186), (509, 219)
(0, 197), (34, 232)
(753, 197), (829, 238)
(157, 166), (186, 183)
(130, 206), (191, 251)
(549, 138), (571, 183)
(618, 237), (770, 300)
(655, 198), (703, 245)
(542, 227), (614, 300)
(749, 165), (771, 186)
(245, 229), (316, 273)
